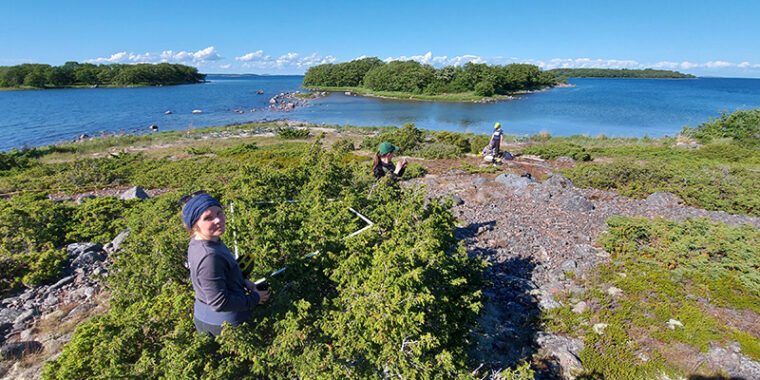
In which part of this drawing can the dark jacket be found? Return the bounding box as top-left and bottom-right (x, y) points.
(187, 238), (259, 326)
(373, 160), (405, 180)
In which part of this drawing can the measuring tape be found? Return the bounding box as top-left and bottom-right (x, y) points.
(228, 200), (374, 289)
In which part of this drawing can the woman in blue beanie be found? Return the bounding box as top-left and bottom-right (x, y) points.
(181, 191), (270, 337)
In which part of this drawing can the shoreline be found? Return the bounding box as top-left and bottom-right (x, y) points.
(304, 83), (574, 103)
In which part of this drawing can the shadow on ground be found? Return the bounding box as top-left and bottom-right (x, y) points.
(457, 221), (556, 377)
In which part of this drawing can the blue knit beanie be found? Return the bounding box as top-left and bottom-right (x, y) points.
(181, 193), (222, 229)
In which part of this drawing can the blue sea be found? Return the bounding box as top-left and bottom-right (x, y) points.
(1, 75), (760, 152)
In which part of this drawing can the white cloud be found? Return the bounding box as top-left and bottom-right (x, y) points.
(236, 50), (270, 62)
(87, 46), (221, 64)
(382, 51), (485, 66)
(219, 64), (231, 69)
(235, 50), (335, 71)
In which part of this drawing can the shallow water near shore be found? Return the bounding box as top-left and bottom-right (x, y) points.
(1, 75), (760, 151)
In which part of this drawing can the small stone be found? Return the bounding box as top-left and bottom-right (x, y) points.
(572, 301), (588, 314)
(607, 286), (623, 297)
(539, 295), (561, 311)
(119, 186), (149, 200)
(452, 195), (465, 205)
(666, 319), (684, 330)
(49, 275), (75, 291)
(110, 229), (131, 252)
(43, 294), (58, 307)
(13, 309), (36, 325)
(593, 323), (608, 335)
(75, 194), (96, 204)
(561, 259), (578, 273)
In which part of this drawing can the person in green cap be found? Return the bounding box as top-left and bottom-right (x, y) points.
(490, 122), (503, 155)
(372, 141), (408, 179)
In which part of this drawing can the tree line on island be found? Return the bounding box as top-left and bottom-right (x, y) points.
(302, 57), (558, 97)
(0, 62), (206, 89)
(548, 67), (695, 79)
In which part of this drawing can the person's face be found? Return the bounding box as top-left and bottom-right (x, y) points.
(193, 206), (226, 240)
(382, 151), (394, 161)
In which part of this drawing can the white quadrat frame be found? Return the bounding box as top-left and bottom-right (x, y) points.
(228, 200), (375, 286)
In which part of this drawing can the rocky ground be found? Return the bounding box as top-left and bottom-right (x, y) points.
(0, 188), (147, 379)
(410, 157), (760, 379)
(3, 155), (760, 379)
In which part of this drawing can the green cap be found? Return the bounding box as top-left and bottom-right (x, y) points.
(378, 142), (398, 155)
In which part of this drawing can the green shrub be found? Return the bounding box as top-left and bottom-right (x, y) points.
(185, 146), (212, 155)
(412, 142), (463, 159)
(277, 127), (310, 139)
(520, 143), (591, 161)
(400, 162), (427, 179)
(66, 196), (131, 244)
(361, 123), (424, 153)
(432, 131), (471, 153)
(330, 138), (355, 153)
(474, 81), (495, 97)
(565, 159), (760, 216)
(468, 134), (491, 154)
(20, 248), (67, 286)
(216, 142), (258, 156)
(682, 108), (760, 146)
(44, 146), (488, 379)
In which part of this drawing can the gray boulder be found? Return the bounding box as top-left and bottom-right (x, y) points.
(645, 191), (682, 208)
(13, 309), (36, 325)
(120, 186), (149, 200)
(0, 308), (23, 325)
(705, 342), (760, 379)
(67, 243), (103, 260)
(0, 341), (43, 360)
(451, 195), (465, 206)
(472, 176), (490, 187)
(559, 194), (594, 212)
(109, 228), (131, 253)
(542, 173), (575, 190)
(495, 173), (537, 192)
(536, 332), (584, 378)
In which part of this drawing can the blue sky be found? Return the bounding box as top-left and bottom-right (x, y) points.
(3, 0), (760, 77)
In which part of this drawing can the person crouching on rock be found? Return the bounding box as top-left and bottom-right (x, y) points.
(372, 142), (408, 180)
(181, 191), (270, 338)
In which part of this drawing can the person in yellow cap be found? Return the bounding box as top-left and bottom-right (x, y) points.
(490, 122), (503, 155)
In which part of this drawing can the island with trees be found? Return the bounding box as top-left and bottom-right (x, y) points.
(0, 62), (206, 89)
(302, 57), (559, 102)
(548, 68), (696, 79)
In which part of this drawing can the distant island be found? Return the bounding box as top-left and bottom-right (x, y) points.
(548, 68), (696, 79)
(302, 57), (560, 102)
(0, 62), (205, 90)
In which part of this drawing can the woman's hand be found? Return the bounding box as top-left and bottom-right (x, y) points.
(245, 279), (271, 304)
(394, 158), (408, 174)
(255, 288), (270, 304)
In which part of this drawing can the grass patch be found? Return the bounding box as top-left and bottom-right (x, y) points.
(546, 216), (760, 378)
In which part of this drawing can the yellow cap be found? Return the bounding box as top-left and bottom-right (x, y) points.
(494, 122), (501, 129)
